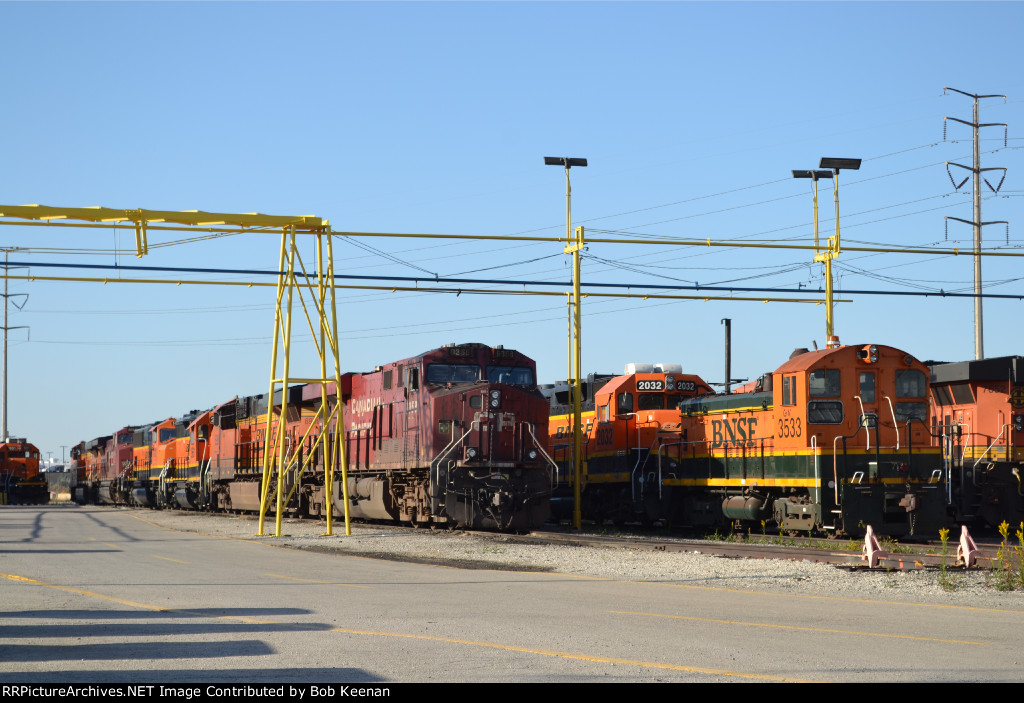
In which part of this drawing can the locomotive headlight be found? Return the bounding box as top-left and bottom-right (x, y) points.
(490, 390), (501, 408)
(665, 374), (675, 387)
(466, 447), (478, 460)
(527, 449), (538, 460)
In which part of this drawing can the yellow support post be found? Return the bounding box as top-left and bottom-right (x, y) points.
(258, 228), (290, 536)
(257, 224), (351, 538)
(326, 231), (351, 536)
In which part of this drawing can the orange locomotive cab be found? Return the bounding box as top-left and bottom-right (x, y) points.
(0, 439), (47, 505)
(930, 356), (1024, 528)
(667, 344), (945, 538)
(546, 364), (713, 524)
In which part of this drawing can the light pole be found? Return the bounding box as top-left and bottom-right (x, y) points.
(792, 169), (834, 344)
(544, 156), (587, 530)
(792, 159), (860, 348)
(819, 158), (861, 348)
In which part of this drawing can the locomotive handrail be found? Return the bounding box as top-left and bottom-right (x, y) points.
(523, 422), (559, 486)
(629, 416), (660, 502)
(973, 423), (1010, 471)
(811, 435), (821, 508)
(430, 419), (482, 492)
(854, 395), (870, 451)
(884, 396), (900, 451)
(655, 440), (688, 499)
(833, 435), (842, 504)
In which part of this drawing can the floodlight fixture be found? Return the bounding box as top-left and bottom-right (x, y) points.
(819, 157), (861, 172)
(544, 156), (588, 168)
(792, 170), (834, 180)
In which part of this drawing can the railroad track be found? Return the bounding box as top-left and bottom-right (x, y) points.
(509, 528), (1006, 572)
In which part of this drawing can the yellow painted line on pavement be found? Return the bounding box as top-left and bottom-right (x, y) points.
(0, 571), (811, 682)
(1, 572), (167, 612)
(153, 555), (189, 564)
(609, 610), (989, 646)
(266, 573), (374, 589)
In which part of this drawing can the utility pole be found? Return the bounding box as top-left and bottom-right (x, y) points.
(944, 87), (1009, 360)
(0, 250), (29, 441)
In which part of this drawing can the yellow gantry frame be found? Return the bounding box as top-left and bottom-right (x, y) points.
(0, 204), (350, 538)
(257, 224), (350, 537)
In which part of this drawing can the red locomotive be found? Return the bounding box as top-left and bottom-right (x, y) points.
(72, 343), (553, 531)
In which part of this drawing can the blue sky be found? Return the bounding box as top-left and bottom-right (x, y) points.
(1, 1), (1021, 464)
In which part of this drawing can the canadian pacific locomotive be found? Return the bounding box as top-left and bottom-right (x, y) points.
(0, 439), (48, 504)
(71, 343), (554, 531)
(547, 343), (948, 538)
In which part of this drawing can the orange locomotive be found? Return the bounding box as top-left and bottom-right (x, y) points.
(545, 365), (714, 524)
(666, 343), (945, 537)
(0, 439), (47, 504)
(929, 356), (1024, 528)
(548, 344), (947, 537)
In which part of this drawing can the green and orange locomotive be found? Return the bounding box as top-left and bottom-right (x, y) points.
(547, 343), (946, 538)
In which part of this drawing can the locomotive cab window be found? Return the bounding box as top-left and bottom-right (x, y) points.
(486, 366), (534, 385)
(618, 392), (633, 415)
(637, 394), (664, 411)
(599, 404), (610, 423)
(932, 385), (954, 406)
(426, 364), (480, 384)
(808, 369), (841, 398)
(859, 372), (876, 403)
(808, 401), (844, 424)
(782, 375), (797, 406)
(950, 382), (974, 405)
(895, 369), (926, 398)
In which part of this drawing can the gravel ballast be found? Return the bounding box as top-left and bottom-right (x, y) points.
(115, 506), (1024, 610)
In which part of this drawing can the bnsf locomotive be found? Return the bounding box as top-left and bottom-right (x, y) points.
(547, 343), (948, 538)
(72, 343), (553, 531)
(0, 439), (48, 505)
(545, 366), (714, 524)
(929, 355), (1024, 529)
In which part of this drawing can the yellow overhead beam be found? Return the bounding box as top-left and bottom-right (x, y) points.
(0, 205), (327, 231)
